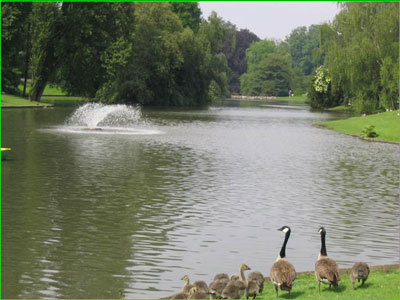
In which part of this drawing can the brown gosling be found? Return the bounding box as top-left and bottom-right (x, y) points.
(248, 270), (265, 294)
(220, 275), (244, 299)
(315, 227), (341, 292)
(182, 275), (194, 295)
(246, 280), (260, 300)
(350, 262), (370, 289)
(213, 273), (230, 282)
(193, 280), (209, 294)
(238, 264), (261, 299)
(270, 226), (297, 297)
(209, 274), (230, 299)
(189, 286), (209, 299)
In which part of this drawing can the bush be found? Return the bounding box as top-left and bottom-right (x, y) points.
(308, 66), (341, 109)
(361, 125), (378, 138)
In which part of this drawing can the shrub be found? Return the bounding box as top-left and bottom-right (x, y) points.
(361, 125), (378, 138)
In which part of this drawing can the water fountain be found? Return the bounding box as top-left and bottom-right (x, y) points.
(57, 103), (162, 135)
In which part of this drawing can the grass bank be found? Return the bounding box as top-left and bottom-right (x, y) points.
(317, 110), (399, 143)
(258, 265), (398, 299)
(2, 83), (88, 107)
(1, 94), (52, 107)
(276, 94), (308, 105)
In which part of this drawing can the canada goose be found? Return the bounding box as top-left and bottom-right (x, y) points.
(189, 286), (209, 299)
(209, 274), (230, 299)
(182, 275), (194, 295)
(248, 271), (265, 293)
(315, 227), (341, 292)
(350, 262), (370, 289)
(270, 226), (296, 297)
(221, 274), (246, 299)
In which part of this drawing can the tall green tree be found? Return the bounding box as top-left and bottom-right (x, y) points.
(29, 2), (63, 101)
(240, 39), (292, 96)
(29, 3), (135, 101)
(97, 3), (230, 106)
(321, 2), (399, 112)
(1, 2), (32, 94)
(220, 26), (260, 93)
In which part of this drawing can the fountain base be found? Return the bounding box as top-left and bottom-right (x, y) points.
(83, 127), (103, 131)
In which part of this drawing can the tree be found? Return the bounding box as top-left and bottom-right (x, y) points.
(29, 3), (136, 101)
(284, 25), (320, 94)
(29, 2), (63, 101)
(1, 2), (32, 94)
(240, 39), (292, 96)
(323, 2), (399, 112)
(170, 2), (201, 32)
(220, 26), (260, 93)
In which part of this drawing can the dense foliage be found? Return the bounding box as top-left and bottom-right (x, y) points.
(309, 2), (399, 112)
(1, 2), (32, 94)
(2, 2), (230, 107)
(220, 25), (260, 93)
(284, 25), (320, 95)
(240, 40), (292, 96)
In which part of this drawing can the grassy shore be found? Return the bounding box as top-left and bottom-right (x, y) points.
(257, 265), (398, 299)
(276, 94), (308, 104)
(317, 110), (399, 143)
(1, 94), (53, 107)
(2, 83), (88, 107)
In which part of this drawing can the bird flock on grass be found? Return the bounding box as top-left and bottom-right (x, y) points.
(162, 226), (370, 299)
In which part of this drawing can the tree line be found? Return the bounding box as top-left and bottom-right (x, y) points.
(3, 2), (398, 111)
(239, 2), (398, 112)
(2, 2), (260, 107)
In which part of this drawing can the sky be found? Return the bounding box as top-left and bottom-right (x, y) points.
(199, 2), (342, 41)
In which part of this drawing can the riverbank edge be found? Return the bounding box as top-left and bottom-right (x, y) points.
(315, 123), (399, 145)
(293, 263), (398, 277)
(1, 105), (54, 109)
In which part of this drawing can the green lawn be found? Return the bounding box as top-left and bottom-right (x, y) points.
(276, 94), (309, 104)
(317, 110), (399, 143)
(1, 94), (52, 107)
(18, 82), (66, 95)
(40, 95), (88, 106)
(2, 85), (88, 107)
(258, 267), (398, 299)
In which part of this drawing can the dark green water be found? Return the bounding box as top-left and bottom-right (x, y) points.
(2, 104), (398, 299)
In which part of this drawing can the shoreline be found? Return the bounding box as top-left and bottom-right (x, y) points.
(294, 263), (398, 277)
(315, 123), (399, 145)
(1, 105), (54, 109)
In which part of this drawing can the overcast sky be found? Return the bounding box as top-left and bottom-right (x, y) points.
(199, 2), (341, 41)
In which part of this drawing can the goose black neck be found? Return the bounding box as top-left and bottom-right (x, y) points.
(279, 229), (290, 258)
(320, 231), (327, 256)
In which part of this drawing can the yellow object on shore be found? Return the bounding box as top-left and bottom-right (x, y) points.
(1, 147), (11, 160)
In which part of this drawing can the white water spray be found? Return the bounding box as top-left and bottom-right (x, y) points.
(66, 103), (144, 128)
(52, 103), (162, 135)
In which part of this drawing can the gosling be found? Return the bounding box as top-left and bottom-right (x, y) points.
(350, 262), (370, 289)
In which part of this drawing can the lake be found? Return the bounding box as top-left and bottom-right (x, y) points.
(2, 103), (398, 299)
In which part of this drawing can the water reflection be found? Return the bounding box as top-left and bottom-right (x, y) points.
(2, 105), (398, 299)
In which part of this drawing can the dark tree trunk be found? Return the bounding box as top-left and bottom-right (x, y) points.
(22, 22), (31, 98)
